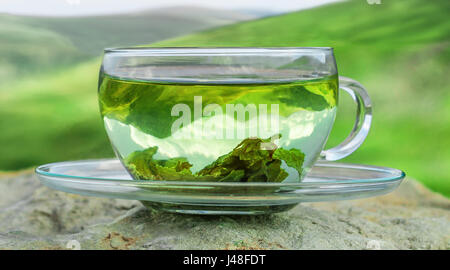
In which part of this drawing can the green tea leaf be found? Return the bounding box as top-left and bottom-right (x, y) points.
(98, 74), (338, 139)
(124, 146), (195, 180)
(196, 134), (304, 182)
(124, 135), (305, 183)
(273, 147), (305, 176)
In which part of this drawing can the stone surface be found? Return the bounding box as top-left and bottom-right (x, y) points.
(0, 170), (448, 250)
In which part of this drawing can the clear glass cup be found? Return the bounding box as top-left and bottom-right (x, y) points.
(98, 47), (372, 183)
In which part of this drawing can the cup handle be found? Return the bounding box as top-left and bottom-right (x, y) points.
(319, 76), (373, 161)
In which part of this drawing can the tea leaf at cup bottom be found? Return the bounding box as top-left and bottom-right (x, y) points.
(124, 134), (305, 183)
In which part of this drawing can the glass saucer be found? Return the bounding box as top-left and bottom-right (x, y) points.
(35, 159), (405, 215)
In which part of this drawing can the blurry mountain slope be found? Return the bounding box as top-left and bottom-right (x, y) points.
(0, 7), (255, 83)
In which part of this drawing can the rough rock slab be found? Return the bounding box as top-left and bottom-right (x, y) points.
(0, 170), (448, 250)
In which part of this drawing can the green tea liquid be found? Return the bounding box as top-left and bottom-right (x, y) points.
(98, 74), (338, 182)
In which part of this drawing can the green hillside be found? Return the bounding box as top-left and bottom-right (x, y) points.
(19, 7), (254, 55)
(1, 0), (449, 196)
(0, 14), (87, 84)
(0, 7), (253, 84)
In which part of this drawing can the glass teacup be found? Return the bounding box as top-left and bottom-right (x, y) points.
(98, 47), (371, 183)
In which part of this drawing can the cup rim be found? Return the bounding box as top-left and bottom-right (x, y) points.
(103, 46), (334, 54)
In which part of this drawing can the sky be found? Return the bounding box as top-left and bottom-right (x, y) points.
(0, 0), (341, 16)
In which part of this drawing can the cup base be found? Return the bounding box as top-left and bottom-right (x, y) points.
(141, 201), (299, 215)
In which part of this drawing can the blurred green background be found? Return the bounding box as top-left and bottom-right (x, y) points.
(0, 0), (449, 196)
